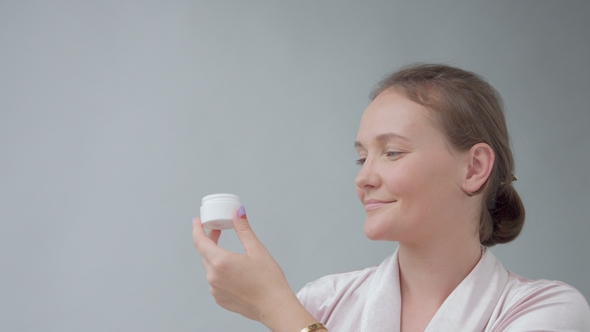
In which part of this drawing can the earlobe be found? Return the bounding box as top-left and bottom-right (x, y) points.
(463, 143), (495, 195)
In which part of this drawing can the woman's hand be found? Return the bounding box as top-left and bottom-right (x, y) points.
(192, 207), (314, 330)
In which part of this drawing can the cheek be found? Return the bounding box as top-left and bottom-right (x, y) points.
(389, 155), (459, 204)
(381, 163), (420, 194)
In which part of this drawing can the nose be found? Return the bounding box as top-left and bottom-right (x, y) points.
(355, 157), (380, 190)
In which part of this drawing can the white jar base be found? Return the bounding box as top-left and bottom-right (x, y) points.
(202, 218), (234, 230)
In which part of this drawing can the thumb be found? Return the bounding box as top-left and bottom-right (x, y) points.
(233, 205), (260, 251)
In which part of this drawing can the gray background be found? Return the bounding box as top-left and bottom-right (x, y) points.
(1, 1), (589, 331)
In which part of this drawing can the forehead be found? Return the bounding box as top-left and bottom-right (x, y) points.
(356, 90), (440, 144)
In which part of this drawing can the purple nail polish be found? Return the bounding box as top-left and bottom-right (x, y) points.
(238, 205), (247, 219)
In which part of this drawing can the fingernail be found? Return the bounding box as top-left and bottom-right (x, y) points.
(237, 205), (247, 219)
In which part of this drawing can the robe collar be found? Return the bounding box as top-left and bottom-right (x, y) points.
(360, 247), (509, 332)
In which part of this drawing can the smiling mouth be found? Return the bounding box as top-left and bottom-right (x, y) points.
(364, 200), (395, 211)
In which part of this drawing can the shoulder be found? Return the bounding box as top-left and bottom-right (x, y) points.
(297, 265), (378, 306)
(491, 271), (590, 331)
(503, 271), (590, 313)
(296, 265), (378, 320)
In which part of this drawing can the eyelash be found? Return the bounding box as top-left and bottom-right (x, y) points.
(386, 151), (402, 158)
(356, 151), (402, 165)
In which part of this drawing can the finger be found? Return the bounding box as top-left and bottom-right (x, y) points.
(201, 256), (212, 271)
(232, 205), (261, 252)
(207, 229), (221, 245)
(193, 216), (227, 260)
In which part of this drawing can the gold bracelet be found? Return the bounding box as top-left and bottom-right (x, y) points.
(300, 322), (327, 332)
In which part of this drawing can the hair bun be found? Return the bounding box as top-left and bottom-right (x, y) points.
(482, 186), (525, 246)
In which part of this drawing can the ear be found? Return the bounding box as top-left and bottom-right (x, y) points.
(462, 143), (495, 195)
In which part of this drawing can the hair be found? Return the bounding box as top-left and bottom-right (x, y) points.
(371, 63), (525, 246)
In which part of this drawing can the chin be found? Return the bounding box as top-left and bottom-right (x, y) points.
(363, 218), (393, 241)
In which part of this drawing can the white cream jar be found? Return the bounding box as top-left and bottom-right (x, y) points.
(200, 193), (241, 230)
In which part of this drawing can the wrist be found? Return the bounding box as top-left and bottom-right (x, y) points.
(300, 322), (327, 332)
(260, 294), (319, 332)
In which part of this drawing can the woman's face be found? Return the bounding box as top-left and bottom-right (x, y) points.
(355, 89), (469, 243)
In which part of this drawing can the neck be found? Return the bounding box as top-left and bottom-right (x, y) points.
(398, 236), (482, 306)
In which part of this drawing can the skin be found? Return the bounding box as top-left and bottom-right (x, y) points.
(192, 212), (318, 332)
(354, 89), (490, 246)
(355, 89), (494, 331)
(193, 88), (495, 332)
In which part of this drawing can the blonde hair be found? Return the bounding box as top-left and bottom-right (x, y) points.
(371, 63), (525, 246)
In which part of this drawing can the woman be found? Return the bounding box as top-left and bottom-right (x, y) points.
(192, 64), (590, 331)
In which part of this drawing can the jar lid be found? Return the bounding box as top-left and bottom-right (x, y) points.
(201, 193), (240, 205)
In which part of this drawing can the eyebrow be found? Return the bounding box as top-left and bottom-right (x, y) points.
(354, 132), (411, 148)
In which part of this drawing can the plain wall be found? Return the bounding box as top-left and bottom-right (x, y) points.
(1, 1), (589, 331)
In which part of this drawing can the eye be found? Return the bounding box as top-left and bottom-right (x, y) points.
(386, 151), (403, 158)
(356, 158), (366, 165)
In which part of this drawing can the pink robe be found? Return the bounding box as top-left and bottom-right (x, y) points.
(297, 249), (590, 331)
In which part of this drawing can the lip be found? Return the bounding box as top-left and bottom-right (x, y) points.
(363, 199), (395, 211)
